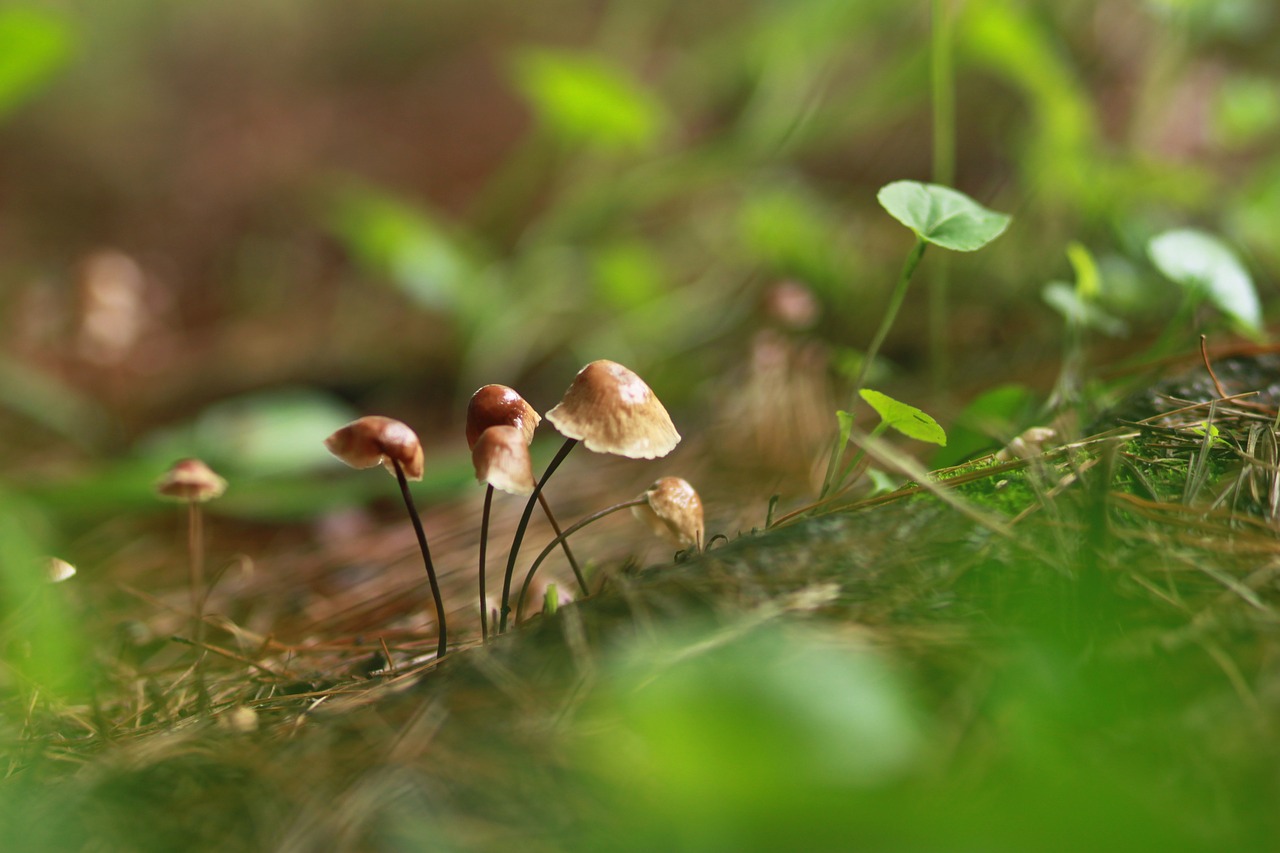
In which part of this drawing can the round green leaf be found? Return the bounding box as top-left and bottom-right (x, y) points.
(1147, 228), (1261, 336)
(860, 389), (947, 446)
(877, 181), (1012, 252)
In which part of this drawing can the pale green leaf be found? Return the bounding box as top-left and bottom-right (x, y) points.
(1147, 228), (1261, 335)
(859, 389), (947, 446)
(512, 50), (666, 152)
(876, 181), (1011, 252)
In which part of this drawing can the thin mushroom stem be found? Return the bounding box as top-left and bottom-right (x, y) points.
(478, 484), (494, 642)
(515, 497), (646, 624)
(537, 491), (589, 595)
(499, 436), (578, 633)
(393, 458), (448, 659)
(187, 501), (209, 711)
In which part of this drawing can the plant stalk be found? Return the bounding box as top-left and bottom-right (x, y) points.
(929, 0), (956, 389)
(855, 237), (928, 393)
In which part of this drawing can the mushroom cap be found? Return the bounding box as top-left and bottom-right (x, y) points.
(156, 458), (227, 502)
(472, 425), (536, 496)
(632, 476), (704, 550)
(465, 384), (541, 450)
(545, 360), (680, 459)
(324, 416), (424, 481)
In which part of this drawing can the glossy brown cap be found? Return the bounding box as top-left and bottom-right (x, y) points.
(156, 458), (227, 502)
(545, 360), (680, 459)
(465, 384), (541, 450)
(472, 425), (536, 496)
(632, 476), (704, 550)
(324, 416), (424, 481)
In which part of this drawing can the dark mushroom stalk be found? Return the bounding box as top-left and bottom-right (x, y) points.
(324, 416), (447, 659)
(514, 476), (705, 623)
(471, 424), (536, 641)
(466, 385), (584, 639)
(498, 360), (681, 633)
(155, 457), (227, 709)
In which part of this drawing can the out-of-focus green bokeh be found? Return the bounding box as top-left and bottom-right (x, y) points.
(2, 6), (1280, 848)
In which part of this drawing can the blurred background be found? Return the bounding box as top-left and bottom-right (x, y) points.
(1, 0), (1279, 647)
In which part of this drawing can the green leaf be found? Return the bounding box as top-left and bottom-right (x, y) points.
(859, 389), (947, 446)
(1066, 241), (1100, 300)
(0, 9), (73, 120)
(876, 181), (1011, 252)
(1147, 228), (1261, 335)
(1042, 282), (1127, 337)
(512, 50), (666, 152)
(327, 184), (475, 313)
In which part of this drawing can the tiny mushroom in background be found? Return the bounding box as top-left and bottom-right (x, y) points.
(633, 476), (705, 552)
(325, 416), (447, 660)
(995, 426), (1058, 462)
(44, 557), (77, 584)
(498, 360), (681, 633)
(156, 457), (227, 708)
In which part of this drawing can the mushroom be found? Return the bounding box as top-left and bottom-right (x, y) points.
(467, 384), (588, 641)
(156, 457), (227, 709)
(471, 423), (536, 642)
(544, 360), (681, 458)
(632, 476), (704, 552)
(324, 416), (447, 660)
(498, 360), (681, 632)
(466, 384), (541, 450)
(514, 475), (704, 624)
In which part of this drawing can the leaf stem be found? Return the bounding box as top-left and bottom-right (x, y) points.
(856, 237), (928, 392)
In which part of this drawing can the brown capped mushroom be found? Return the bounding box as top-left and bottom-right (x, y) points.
(632, 476), (704, 551)
(156, 458), (227, 502)
(324, 415), (424, 480)
(155, 457), (227, 709)
(497, 361), (682, 632)
(323, 417), (447, 659)
(466, 384), (542, 450)
(545, 360), (681, 458)
(473, 425), (536, 496)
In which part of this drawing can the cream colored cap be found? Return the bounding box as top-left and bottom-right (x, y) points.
(472, 425), (536, 495)
(632, 476), (704, 550)
(156, 458), (228, 502)
(545, 360), (680, 459)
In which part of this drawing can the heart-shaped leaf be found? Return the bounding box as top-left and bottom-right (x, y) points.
(860, 389), (947, 446)
(877, 181), (1011, 252)
(1147, 229), (1261, 336)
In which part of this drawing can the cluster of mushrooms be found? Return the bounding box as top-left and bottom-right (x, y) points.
(319, 359), (705, 659)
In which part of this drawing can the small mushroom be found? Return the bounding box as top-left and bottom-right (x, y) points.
(324, 415), (424, 480)
(514, 475), (704, 623)
(498, 360), (681, 633)
(544, 360), (681, 458)
(156, 457), (227, 709)
(324, 417), (447, 659)
(632, 476), (704, 552)
(466, 384), (542, 450)
(156, 458), (227, 502)
(472, 425), (536, 496)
